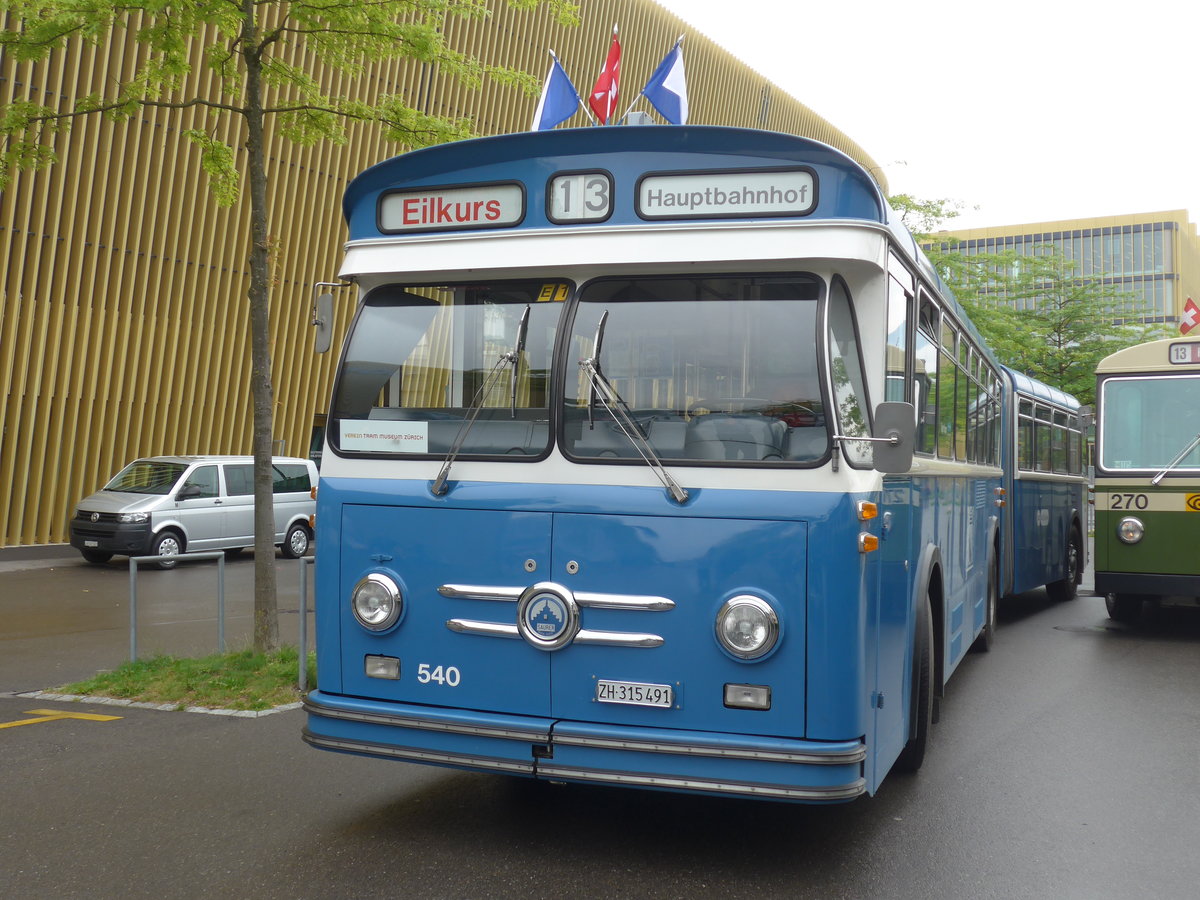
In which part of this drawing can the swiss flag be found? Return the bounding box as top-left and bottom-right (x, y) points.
(1182, 297), (1199, 335)
(589, 27), (621, 124)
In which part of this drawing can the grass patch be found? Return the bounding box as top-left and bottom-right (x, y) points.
(58, 647), (316, 711)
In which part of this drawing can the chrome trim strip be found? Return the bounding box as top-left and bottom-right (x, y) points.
(303, 731), (534, 775)
(445, 618), (521, 638)
(574, 592), (675, 611)
(303, 699), (550, 743)
(573, 629), (664, 648)
(439, 583), (674, 612)
(551, 733), (866, 765)
(438, 584), (522, 602)
(535, 764), (866, 802)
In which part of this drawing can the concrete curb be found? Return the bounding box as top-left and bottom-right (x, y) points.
(1, 690), (302, 718)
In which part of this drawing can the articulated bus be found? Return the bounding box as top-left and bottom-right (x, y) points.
(1094, 336), (1200, 622)
(303, 126), (1080, 802)
(998, 368), (1088, 602)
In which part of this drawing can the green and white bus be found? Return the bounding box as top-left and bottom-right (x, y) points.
(1094, 336), (1200, 621)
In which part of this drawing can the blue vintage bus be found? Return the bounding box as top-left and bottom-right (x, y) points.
(303, 126), (1074, 802)
(997, 368), (1087, 602)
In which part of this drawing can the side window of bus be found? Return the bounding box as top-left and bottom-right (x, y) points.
(1017, 399), (1034, 470)
(1052, 410), (1069, 474)
(914, 297), (939, 456)
(1035, 404), (1053, 472)
(885, 261), (912, 403)
(937, 322), (957, 459)
(827, 278), (872, 466)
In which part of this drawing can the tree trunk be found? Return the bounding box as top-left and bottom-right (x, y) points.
(243, 12), (278, 652)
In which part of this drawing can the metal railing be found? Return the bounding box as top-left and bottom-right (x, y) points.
(127, 553), (314, 694)
(128, 552), (227, 661)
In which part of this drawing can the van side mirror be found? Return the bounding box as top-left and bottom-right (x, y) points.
(177, 484), (201, 500)
(313, 293), (334, 354)
(872, 401), (915, 474)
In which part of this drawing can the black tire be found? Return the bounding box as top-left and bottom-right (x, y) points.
(1106, 593), (1142, 623)
(894, 596), (934, 774)
(150, 530), (183, 570)
(280, 521), (311, 559)
(971, 556), (998, 653)
(1047, 527), (1082, 602)
(80, 548), (113, 564)
(223, 547), (244, 558)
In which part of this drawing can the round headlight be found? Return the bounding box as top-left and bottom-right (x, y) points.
(1117, 516), (1145, 544)
(351, 573), (403, 631)
(715, 595), (779, 660)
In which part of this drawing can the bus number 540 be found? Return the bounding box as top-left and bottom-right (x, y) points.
(416, 663), (461, 686)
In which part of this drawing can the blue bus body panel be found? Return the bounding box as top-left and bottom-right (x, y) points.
(308, 476), (879, 800)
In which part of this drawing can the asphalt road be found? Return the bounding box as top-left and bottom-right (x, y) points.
(2, 545), (1199, 899)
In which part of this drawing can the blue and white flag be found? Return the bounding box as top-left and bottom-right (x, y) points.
(641, 37), (688, 125)
(531, 52), (581, 131)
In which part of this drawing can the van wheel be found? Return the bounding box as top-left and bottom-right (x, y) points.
(1047, 527), (1082, 602)
(281, 522), (311, 559)
(151, 531), (183, 570)
(80, 548), (113, 564)
(894, 596), (933, 774)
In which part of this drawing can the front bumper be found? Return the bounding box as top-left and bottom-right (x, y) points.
(303, 690), (866, 803)
(69, 518), (153, 554)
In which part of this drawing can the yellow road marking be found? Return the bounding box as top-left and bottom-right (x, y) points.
(0, 709), (123, 729)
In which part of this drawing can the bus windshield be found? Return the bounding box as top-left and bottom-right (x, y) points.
(563, 275), (828, 464)
(330, 281), (564, 457)
(1099, 374), (1200, 471)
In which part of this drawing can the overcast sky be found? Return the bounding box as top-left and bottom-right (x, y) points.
(651, 0), (1200, 231)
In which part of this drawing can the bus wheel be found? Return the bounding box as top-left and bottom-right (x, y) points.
(894, 597), (933, 774)
(971, 557), (997, 653)
(1105, 593), (1142, 623)
(1047, 528), (1082, 602)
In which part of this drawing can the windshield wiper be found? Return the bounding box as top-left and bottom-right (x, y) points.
(432, 306), (530, 497)
(1151, 431), (1200, 485)
(580, 312), (689, 505)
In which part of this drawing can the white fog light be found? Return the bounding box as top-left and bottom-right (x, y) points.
(351, 573), (403, 631)
(715, 595), (779, 660)
(365, 655), (401, 679)
(1117, 517), (1145, 544)
(724, 683), (772, 710)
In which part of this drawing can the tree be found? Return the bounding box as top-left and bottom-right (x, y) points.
(1, 0), (578, 650)
(890, 194), (1170, 405)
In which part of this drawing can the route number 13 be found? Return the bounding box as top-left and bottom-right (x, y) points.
(549, 173), (612, 222)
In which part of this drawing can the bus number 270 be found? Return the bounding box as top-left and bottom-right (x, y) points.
(416, 663), (461, 686)
(1109, 493), (1148, 510)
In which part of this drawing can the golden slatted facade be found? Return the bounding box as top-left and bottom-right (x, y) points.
(0, 0), (885, 547)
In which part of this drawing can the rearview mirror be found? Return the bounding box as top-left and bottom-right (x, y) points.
(872, 401), (915, 474)
(313, 293), (334, 354)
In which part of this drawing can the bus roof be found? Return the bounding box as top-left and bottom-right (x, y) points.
(1096, 336), (1200, 373)
(1001, 366), (1081, 411)
(343, 125), (894, 239)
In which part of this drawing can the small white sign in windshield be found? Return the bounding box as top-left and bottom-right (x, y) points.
(341, 420), (428, 453)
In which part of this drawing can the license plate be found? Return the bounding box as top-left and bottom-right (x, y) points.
(84, 540), (98, 548)
(595, 679), (674, 708)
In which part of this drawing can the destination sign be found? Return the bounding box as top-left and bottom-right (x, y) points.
(379, 183), (524, 233)
(638, 169), (817, 220)
(1168, 342), (1200, 365)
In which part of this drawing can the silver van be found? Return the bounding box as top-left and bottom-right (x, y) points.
(69, 455), (318, 568)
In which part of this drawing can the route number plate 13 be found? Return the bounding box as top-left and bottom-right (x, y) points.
(595, 679), (674, 708)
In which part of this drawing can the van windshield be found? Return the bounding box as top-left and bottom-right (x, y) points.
(104, 460), (188, 494)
